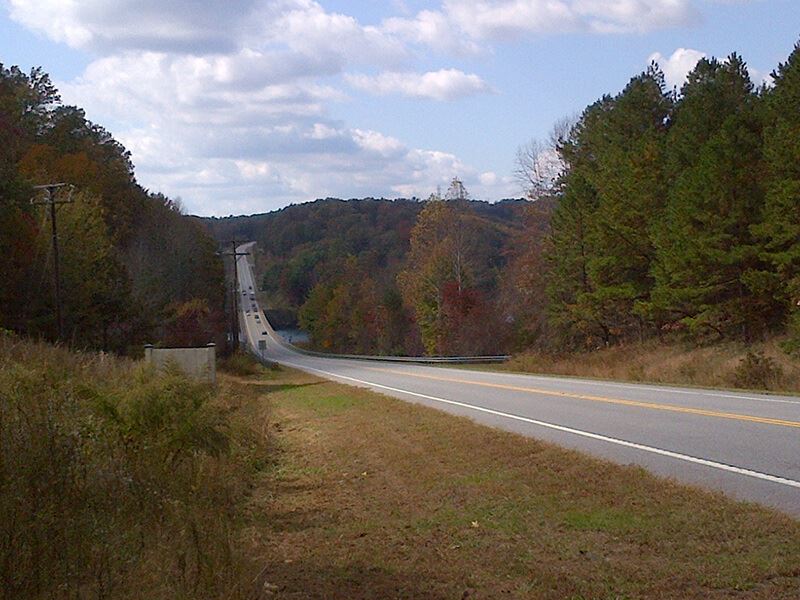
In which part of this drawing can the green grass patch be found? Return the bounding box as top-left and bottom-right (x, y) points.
(286, 390), (366, 416)
(562, 507), (644, 533)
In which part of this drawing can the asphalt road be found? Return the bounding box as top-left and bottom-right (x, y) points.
(236, 244), (800, 517)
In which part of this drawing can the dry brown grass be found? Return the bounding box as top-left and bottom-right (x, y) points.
(247, 367), (800, 599)
(0, 334), (274, 599)
(499, 337), (800, 394)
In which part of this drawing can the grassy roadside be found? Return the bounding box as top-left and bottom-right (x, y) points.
(252, 366), (800, 599)
(490, 338), (800, 395)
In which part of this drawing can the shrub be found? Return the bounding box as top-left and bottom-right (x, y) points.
(219, 350), (278, 375)
(732, 350), (785, 390)
(0, 337), (263, 599)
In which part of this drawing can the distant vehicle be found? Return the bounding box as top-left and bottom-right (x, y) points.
(262, 331), (267, 335)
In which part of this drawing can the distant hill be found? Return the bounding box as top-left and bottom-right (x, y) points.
(197, 197), (532, 344)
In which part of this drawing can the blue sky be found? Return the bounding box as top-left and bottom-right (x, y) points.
(1, 1), (798, 216)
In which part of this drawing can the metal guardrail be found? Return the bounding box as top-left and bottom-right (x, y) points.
(242, 322), (509, 365)
(284, 344), (510, 364)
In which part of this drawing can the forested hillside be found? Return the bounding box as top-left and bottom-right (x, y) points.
(544, 46), (800, 352)
(202, 197), (536, 355)
(0, 65), (225, 352)
(204, 42), (799, 359)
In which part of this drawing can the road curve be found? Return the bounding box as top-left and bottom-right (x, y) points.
(236, 243), (800, 517)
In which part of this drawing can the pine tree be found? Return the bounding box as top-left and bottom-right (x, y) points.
(547, 66), (671, 347)
(650, 54), (776, 340)
(754, 42), (800, 351)
(545, 171), (603, 346)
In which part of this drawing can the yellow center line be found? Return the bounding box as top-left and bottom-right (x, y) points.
(361, 367), (800, 429)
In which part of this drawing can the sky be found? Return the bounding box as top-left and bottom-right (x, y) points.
(1, 1), (798, 217)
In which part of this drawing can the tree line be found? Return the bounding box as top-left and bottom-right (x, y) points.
(541, 45), (799, 352)
(202, 196), (538, 356)
(1, 65), (225, 352)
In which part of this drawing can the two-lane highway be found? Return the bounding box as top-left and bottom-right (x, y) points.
(236, 243), (800, 516)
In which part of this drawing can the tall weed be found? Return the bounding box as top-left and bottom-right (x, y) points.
(0, 335), (265, 599)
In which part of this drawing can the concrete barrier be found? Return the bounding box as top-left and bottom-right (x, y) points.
(143, 343), (216, 384)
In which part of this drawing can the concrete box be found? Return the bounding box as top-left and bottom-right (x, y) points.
(144, 343), (216, 384)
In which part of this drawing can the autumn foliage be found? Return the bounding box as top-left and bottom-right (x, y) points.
(0, 64), (225, 351)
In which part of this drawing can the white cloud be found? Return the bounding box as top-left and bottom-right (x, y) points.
(386, 0), (695, 49)
(382, 9), (482, 55)
(747, 65), (773, 87)
(346, 69), (491, 101)
(573, 0), (695, 34)
(479, 171), (498, 186)
(8, 0), (265, 53)
(649, 47), (706, 89)
(444, 0), (577, 39)
(10, 0), (694, 215)
(352, 129), (406, 157)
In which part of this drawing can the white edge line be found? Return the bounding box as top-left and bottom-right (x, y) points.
(280, 360), (800, 491)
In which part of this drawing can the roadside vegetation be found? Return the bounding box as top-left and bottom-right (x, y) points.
(219, 348), (276, 377)
(498, 337), (800, 394)
(0, 334), (270, 598)
(3, 335), (798, 598)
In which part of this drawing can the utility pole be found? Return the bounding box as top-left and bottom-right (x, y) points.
(223, 240), (249, 350)
(32, 183), (74, 341)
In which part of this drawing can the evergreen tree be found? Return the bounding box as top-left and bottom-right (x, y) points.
(650, 54), (777, 340)
(547, 66), (671, 347)
(545, 171), (603, 346)
(754, 42), (800, 351)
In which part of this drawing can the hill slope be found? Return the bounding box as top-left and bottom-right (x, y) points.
(200, 197), (536, 354)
